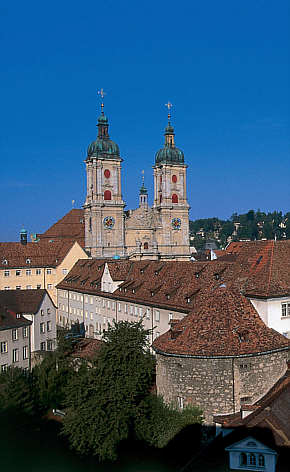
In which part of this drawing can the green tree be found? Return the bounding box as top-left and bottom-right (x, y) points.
(134, 394), (203, 448)
(62, 320), (155, 461)
(0, 367), (35, 416)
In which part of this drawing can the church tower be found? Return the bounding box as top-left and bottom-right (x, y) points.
(153, 103), (190, 259)
(84, 92), (126, 258)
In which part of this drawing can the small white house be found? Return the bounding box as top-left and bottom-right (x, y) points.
(225, 436), (277, 472)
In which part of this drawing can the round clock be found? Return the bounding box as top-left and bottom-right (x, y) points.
(103, 216), (115, 229)
(171, 218), (181, 230)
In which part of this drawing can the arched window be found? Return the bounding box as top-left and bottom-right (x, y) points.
(172, 174), (177, 183)
(240, 453), (247, 466)
(104, 169), (110, 179)
(89, 217), (92, 232)
(172, 194), (178, 203)
(258, 454), (265, 467)
(104, 190), (112, 201)
(144, 242), (149, 250)
(249, 454), (256, 466)
(160, 194), (162, 203)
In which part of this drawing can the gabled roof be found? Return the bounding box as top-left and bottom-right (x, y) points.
(0, 240), (81, 269)
(225, 436), (277, 454)
(153, 288), (290, 357)
(38, 209), (85, 247)
(0, 289), (56, 313)
(0, 306), (32, 331)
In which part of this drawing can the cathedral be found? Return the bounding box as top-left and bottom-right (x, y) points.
(83, 101), (191, 260)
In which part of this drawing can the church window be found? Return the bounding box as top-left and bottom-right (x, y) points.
(144, 242), (149, 250)
(172, 174), (177, 183)
(249, 454), (256, 466)
(104, 169), (111, 179)
(172, 194), (178, 204)
(104, 190), (112, 200)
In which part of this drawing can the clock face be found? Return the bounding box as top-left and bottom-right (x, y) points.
(103, 216), (115, 229)
(171, 217), (181, 230)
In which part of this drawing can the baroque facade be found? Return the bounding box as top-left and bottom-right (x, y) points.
(83, 105), (191, 260)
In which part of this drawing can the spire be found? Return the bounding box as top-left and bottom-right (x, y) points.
(97, 88), (109, 139)
(139, 170), (148, 208)
(164, 101), (175, 147)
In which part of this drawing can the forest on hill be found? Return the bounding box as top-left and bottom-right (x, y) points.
(189, 210), (290, 250)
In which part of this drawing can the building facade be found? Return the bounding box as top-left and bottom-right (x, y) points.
(83, 106), (191, 260)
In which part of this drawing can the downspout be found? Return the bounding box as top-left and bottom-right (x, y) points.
(232, 358), (235, 414)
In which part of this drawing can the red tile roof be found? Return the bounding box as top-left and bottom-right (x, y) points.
(0, 306), (32, 331)
(0, 240), (79, 269)
(0, 289), (56, 313)
(38, 209), (85, 247)
(71, 338), (102, 360)
(153, 288), (290, 357)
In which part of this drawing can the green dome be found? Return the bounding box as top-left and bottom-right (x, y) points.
(87, 138), (120, 159)
(87, 113), (120, 159)
(155, 146), (184, 164)
(140, 183), (148, 195)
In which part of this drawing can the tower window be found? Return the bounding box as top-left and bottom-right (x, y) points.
(144, 242), (149, 250)
(160, 194), (162, 203)
(172, 175), (177, 183)
(104, 169), (110, 179)
(172, 194), (178, 204)
(104, 190), (112, 201)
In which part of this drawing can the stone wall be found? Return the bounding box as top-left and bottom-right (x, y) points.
(156, 349), (289, 424)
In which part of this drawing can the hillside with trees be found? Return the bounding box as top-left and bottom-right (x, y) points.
(190, 210), (290, 250)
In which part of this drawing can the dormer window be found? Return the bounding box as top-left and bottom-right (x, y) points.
(16, 313), (21, 319)
(186, 297), (191, 303)
(166, 294), (170, 300)
(215, 273), (220, 280)
(26, 258), (31, 264)
(2, 259), (8, 265)
(132, 288), (135, 294)
(195, 273), (199, 278)
(151, 291), (154, 297)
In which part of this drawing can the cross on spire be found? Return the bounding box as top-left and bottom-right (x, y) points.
(165, 101), (173, 122)
(97, 88), (106, 114)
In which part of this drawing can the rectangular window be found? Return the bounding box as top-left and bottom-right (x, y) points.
(90, 313), (93, 320)
(40, 323), (45, 334)
(155, 310), (160, 322)
(40, 309), (44, 316)
(85, 296), (88, 303)
(4, 270), (10, 277)
(281, 303), (290, 317)
(4, 287), (10, 290)
(23, 326), (28, 338)
(90, 297), (93, 304)
(47, 340), (53, 351)
(36, 269), (41, 275)
(26, 269), (31, 276)
(130, 305), (134, 315)
(1, 364), (8, 372)
(26, 285), (32, 289)
(124, 304), (128, 313)
(146, 308), (150, 319)
(134, 306), (138, 316)
(47, 321), (52, 332)
(177, 396), (184, 409)
(168, 313), (173, 321)
(12, 349), (19, 363)
(139, 307), (143, 317)
(62, 269), (68, 275)
(47, 308), (51, 315)
(16, 270), (21, 276)
(47, 284), (53, 289)
(0, 341), (8, 354)
(85, 311), (88, 318)
(46, 269), (52, 275)
(112, 301), (115, 310)
(12, 329), (18, 341)
(40, 342), (46, 351)
(118, 303), (121, 312)
(107, 300), (110, 309)
(23, 346), (28, 360)
(16, 286), (21, 290)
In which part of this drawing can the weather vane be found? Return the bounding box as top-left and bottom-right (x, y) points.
(165, 101), (173, 122)
(97, 88), (106, 113)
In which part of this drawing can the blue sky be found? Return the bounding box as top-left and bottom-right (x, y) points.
(1, 0), (289, 241)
